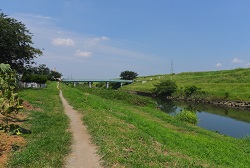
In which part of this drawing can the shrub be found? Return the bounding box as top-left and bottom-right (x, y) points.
(184, 85), (200, 97)
(0, 64), (23, 126)
(153, 80), (177, 97)
(175, 109), (198, 125)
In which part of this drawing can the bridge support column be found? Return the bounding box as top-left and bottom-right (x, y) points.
(106, 82), (109, 89)
(88, 82), (92, 88)
(120, 83), (123, 87)
(74, 82), (76, 87)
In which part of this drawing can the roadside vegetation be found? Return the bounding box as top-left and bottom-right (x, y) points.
(122, 68), (250, 101)
(7, 82), (71, 167)
(61, 83), (250, 167)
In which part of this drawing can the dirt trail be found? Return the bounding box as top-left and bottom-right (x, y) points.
(59, 85), (101, 168)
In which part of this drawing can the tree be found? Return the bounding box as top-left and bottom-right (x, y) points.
(22, 64), (62, 82)
(49, 70), (62, 80)
(153, 80), (177, 97)
(0, 11), (42, 72)
(120, 70), (138, 80)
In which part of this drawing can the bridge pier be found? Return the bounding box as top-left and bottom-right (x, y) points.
(88, 82), (92, 88)
(106, 82), (109, 89)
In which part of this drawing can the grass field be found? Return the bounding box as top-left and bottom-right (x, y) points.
(122, 68), (250, 101)
(6, 67), (250, 167)
(7, 82), (71, 167)
(61, 83), (250, 167)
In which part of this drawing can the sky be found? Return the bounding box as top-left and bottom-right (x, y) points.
(1, 0), (250, 79)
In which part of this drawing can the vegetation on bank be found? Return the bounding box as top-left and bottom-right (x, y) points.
(61, 83), (250, 167)
(7, 82), (71, 167)
(121, 68), (250, 101)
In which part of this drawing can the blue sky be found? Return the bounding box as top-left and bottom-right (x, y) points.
(1, 0), (250, 79)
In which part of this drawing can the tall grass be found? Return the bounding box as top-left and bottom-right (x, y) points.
(61, 83), (250, 167)
(7, 82), (71, 167)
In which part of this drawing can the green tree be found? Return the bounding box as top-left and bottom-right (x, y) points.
(153, 80), (177, 97)
(49, 70), (62, 80)
(0, 11), (42, 72)
(120, 70), (138, 80)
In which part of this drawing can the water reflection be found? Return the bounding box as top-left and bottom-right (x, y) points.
(157, 99), (250, 138)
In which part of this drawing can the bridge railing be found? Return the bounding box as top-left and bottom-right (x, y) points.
(61, 79), (133, 88)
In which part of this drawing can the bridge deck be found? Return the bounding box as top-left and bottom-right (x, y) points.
(62, 79), (133, 83)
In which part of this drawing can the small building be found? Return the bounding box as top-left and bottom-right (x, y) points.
(19, 82), (46, 88)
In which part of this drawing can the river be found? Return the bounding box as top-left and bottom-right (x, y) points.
(156, 99), (250, 138)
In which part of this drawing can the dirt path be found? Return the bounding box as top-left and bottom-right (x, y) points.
(59, 86), (101, 168)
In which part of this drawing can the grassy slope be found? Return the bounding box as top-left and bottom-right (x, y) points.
(61, 84), (250, 168)
(122, 68), (250, 101)
(7, 82), (71, 167)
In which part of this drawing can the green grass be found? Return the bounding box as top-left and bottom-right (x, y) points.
(61, 83), (250, 167)
(122, 68), (250, 101)
(7, 82), (71, 167)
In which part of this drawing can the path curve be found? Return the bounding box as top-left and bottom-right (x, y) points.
(59, 84), (101, 168)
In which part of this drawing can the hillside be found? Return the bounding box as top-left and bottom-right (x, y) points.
(121, 68), (250, 101)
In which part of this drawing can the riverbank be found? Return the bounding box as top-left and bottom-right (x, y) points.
(127, 90), (250, 110)
(61, 83), (250, 167)
(169, 97), (250, 110)
(121, 68), (250, 109)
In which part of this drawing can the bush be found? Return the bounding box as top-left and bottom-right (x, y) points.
(175, 109), (198, 125)
(184, 85), (200, 97)
(0, 64), (23, 126)
(22, 74), (47, 83)
(153, 80), (177, 97)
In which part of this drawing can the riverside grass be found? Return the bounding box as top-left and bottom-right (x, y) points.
(122, 68), (250, 101)
(7, 82), (71, 167)
(61, 83), (250, 167)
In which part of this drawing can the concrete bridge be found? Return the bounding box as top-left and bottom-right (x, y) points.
(61, 79), (133, 88)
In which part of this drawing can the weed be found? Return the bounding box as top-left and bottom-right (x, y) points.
(175, 109), (198, 125)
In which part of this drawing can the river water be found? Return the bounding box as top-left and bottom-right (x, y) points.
(156, 99), (250, 138)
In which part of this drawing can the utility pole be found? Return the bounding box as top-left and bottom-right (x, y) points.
(170, 59), (174, 75)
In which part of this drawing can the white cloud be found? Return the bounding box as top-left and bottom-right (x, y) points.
(246, 62), (250, 67)
(75, 50), (92, 57)
(231, 57), (244, 63)
(86, 36), (110, 46)
(52, 38), (75, 46)
(216, 63), (222, 68)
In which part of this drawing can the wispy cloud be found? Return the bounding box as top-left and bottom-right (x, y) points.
(13, 12), (159, 78)
(85, 36), (110, 46)
(52, 38), (75, 46)
(246, 62), (250, 67)
(216, 63), (222, 68)
(231, 57), (244, 63)
(75, 50), (92, 57)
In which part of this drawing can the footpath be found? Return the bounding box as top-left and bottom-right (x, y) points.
(58, 83), (101, 168)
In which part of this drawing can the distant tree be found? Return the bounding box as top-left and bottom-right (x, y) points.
(49, 70), (62, 80)
(153, 80), (177, 97)
(22, 64), (62, 82)
(120, 70), (138, 80)
(0, 11), (42, 72)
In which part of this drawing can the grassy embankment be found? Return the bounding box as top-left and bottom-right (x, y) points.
(7, 82), (71, 167)
(61, 83), (250, 167)
(121, 68), (250, 101)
